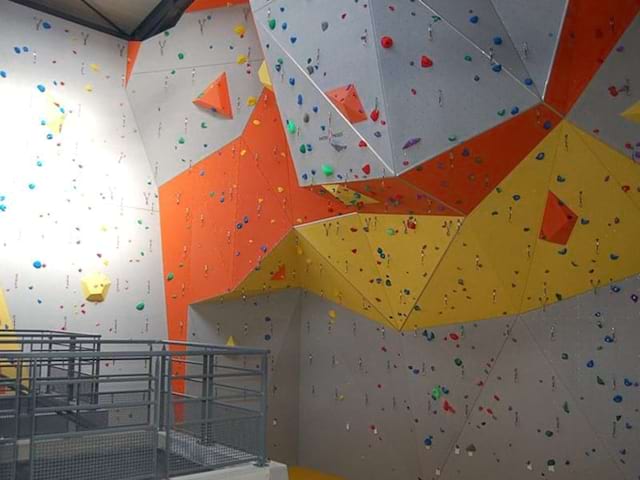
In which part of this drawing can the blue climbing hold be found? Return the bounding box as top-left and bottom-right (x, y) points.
(586, 360), (595, 368)
(288, 77), (295, 86)
(613, 394), (623, 403)
(524, 78), (533, 86)
(33, 260), (42, 269)
(0, 70), (6, 78)
(469, 15), (479, 24)
(492, 63), (502, 73)
(42, 21), (51, 29)
(37, 84), (46, 93)
(493, 36), (503, 45)
(511, 106), (520, 115)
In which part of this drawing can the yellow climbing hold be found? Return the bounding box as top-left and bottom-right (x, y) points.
(233, 24), (246, 37)
(236, 54), (248, 65)
(328, 309), (337, 319)
(80, 273), (111, 302)
(621, 100), (640, 123)
(89, 63), (100, 72)
(84, 83), (93, 92)
(247, 96), (257, 106)
(226, 336), (237, 347)
(258, 61), (273, 91)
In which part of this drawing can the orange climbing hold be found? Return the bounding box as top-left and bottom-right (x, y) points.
(326, 84), (368, 124)
(193, 72), (233, 119)
(539, 191), (578, 245)
(125, 41), (141, 87)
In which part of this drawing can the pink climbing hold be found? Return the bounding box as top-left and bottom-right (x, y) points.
(380, 36), (394, 49)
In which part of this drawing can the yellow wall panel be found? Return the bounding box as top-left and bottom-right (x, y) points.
(360, 214), (460, 326)
(295, 233), (390, 327)
(461, 127), (563, 311)
(522, 122), (640, 311)
(405, 223), (516, 329)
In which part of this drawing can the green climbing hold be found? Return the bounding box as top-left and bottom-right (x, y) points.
(268, 18), (277, 30)
(596, 375), (605, 386)
(201, 122), (208, 129)
(562, 401), (570, 414)
(321, 164), (334, 176)
(299, 144), (307, 154)
(178, 137), (186, 145)
(454, 358), (463, 367)
(178, 52), (185, 60)
(287, 120), (297, 134)
(544, 430), (553, 437)
(448, 135), (458, 142)
(277, 58), (284, 65)
(497, 109), (506, 116)
(385, 228), (396, 236)
(464, 55), (473, 62)
(167, 272), (175, 281)
(136, 302), (145, 311)
(431, 386), (442, 400)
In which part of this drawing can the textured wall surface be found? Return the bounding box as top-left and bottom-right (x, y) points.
(189, 277), (640, 479)
(0, 1), (166, 339)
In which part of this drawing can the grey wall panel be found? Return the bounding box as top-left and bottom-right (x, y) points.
(523, 275), (640, 479)
(133, 5), (261, 74)
(255, 25), (394, 185)
(419, 0), (540, 95)
(490, 0), (567, 97)
(568, 15), (640, 160)
(251, 0), (394, 170)
(127, 60), (263, 185)
(127, 5), (265, 185)
(399, 317), (515, 479)
(298, 292), (421, 480)
(440, 319), (621, 480)
(0, 1), (166, 340)
(188, 289), (302, 466)
(369, 0), (540, 174)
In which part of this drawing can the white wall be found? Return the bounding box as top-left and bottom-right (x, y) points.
(0, 1), (166, 339)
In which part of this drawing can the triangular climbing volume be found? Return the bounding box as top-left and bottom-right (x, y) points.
(193, 72), (233, 118)
(539, 191), (578, 245)
(325, 84), (368, 124)
(621, 100), (640, 123)
(125, 41), (141, 87)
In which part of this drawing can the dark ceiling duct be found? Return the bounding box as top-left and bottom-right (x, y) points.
(9, 0), (195, 41)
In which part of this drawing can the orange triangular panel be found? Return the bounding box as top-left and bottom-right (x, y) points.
(326, 84), (367, 124)
(545, 0), (640, 114)
(539, 191), (578, 245)
(271, 264), (286, 281)
(402, 104), (561, 214)
(125, 41), (141, 87)
(193, 72), (233, 119)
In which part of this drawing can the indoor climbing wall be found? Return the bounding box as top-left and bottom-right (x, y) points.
(106, 0), (640, 477)
(188, 277), (640, 480)
(0, 1), (166, 339)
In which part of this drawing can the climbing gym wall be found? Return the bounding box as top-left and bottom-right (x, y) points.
(0, 1), (166, 338)
(125, 0), (639, 477)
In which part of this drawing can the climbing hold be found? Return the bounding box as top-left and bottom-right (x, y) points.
(321, 21), (329, 32)
(233, 24), (246, 37)
(135, 302), (145, 311)
(362, 164), (371, 175)
(81, 273), (111, 302)
(287, 120), (297, 134)
(268, 18), (276, 30)
(321, 164), (334, 176)
(167, 272), (175, 281)
(380, 36), (394, 49)
(420, 55), (433, 68)
(37, 84), (46, 93)
(469, 15), (479, 24)
(33, 260), (43, 269)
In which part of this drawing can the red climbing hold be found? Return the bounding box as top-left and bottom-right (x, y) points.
(358, 140), (368, 148)
(380, 36), (394, 49)
(370, 108), (380, 122)
(421, 55), (433, 68)
(326, 84), (368, 124)
(539, 191), (578, 245)
(362, 164), (371, 175)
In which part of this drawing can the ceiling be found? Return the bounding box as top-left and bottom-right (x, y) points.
(10, 0), (194, 40)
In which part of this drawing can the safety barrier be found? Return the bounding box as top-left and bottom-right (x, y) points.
(0, 330), (269, 479)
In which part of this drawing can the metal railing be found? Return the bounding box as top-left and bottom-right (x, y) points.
(0, 330), (269, 479)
